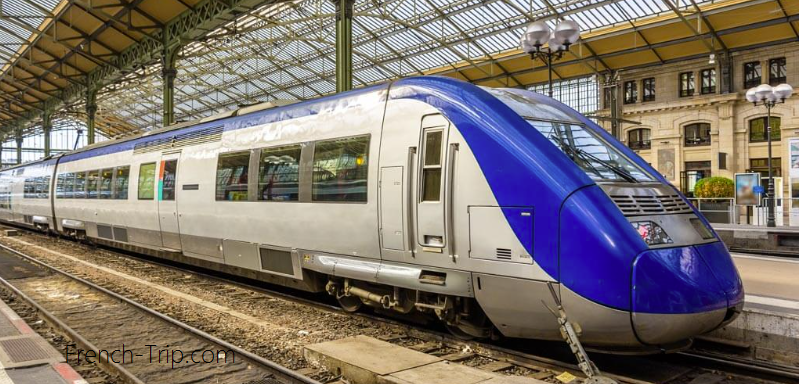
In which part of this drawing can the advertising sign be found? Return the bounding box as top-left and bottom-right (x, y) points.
(735, 173), (760, 206)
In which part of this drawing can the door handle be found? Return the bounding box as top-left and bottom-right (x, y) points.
(407, 146), (417, 255)
(445, 143), (459, 262)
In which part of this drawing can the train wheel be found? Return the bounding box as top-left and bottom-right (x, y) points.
(337, 295), (363, 313)
(444, 324), (475, 340)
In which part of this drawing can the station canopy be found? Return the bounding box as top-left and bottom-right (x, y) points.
(0, 0), (796, 139)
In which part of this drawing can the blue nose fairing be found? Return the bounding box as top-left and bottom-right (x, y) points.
(632, 246), (733, 314)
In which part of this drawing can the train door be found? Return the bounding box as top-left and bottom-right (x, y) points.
(415, 114), (454, 257)
(158, 153), (182, 250)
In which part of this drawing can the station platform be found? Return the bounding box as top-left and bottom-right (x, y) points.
(706, 252), (799, 366)
(304, 336), (546, 384)
(0, 298), (85, 384)
(712, 223), (799, 256)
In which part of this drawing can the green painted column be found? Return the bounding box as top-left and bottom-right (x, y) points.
(86, 88), (97, 145)
(335, 0), (353, 93)
(15, 128), (22, 164)
(43, 111), (52, 157)
(162, 46), (179, 127)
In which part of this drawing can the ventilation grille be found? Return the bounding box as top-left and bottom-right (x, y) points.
(133, 126), (223, 154)
(611, 194), (692, 216)
(97, 224), (113, 240)
(495, 248), (512, 260)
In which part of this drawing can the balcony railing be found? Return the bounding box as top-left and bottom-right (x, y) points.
(628, 140), (651, 150)
(684, 136), (711, 147)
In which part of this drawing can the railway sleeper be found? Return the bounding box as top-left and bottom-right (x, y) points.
(325, 278), (491, 339)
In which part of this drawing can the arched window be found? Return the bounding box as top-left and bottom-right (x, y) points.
(749, 116), (781, 143)
(627, 128), (651, 150)
(684, 123), (711, 147)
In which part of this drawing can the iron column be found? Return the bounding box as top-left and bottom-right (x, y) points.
(43, 111), (52, 157)
(162, 46), (179, 127)
(86, 88), (97, 145)
(335, 0), (353, 93)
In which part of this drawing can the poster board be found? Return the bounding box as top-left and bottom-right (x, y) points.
(735, 173), (760, 206)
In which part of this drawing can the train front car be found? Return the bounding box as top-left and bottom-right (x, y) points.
(392, 77), (744, 353)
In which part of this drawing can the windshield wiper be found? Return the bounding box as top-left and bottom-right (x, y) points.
(550, 136), (638, 183)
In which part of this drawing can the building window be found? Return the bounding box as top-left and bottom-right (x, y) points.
(684, 123), (711, 147)
(700, 68), (716, 94)
(623, 81), (637, 104)
(681, 161), (712, 196)
(769, 57), (786, 85)
(679, 72), (694, 97)
(215, 151), (250, 201)
(749, 116), (781, 143)
(627, 128), (651, 150)
(137, 163), (156, 200)
(113, 166), (130, 200)
(750, 158), (782, 178)
(259, 145), (301, 201)
(312, 135), (370, 202)
(744, 61), (761, 89)
(642, 78), (655, 102)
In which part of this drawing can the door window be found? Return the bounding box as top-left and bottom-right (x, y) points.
(161, 160), (178, 201)
(138, 163), (156, 200)
(421, 130), (444, 202)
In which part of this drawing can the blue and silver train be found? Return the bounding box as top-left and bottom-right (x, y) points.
(0, 76), (743, 353)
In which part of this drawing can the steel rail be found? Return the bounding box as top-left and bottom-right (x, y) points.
(0, 242), (322, 384)
(6, 228), (799, 383)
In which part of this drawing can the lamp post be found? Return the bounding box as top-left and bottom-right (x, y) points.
(520, 20), (581, 97)
(746, 83), (794, 227)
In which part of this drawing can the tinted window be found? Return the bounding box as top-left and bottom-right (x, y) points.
(74, 172), (86, 198)
(114, 166), (130, 199)
(162, 160), (177, 201)
(99, 169), (113, 199)
(259, 145), (301, 201)
(138, 163), (156, 200)
(56, 174), (66, 198)
(65, 173), (75, 198)
(87, 170), (99, 199)
(312, 136), (369, 202)
(216, 152), (250, 201)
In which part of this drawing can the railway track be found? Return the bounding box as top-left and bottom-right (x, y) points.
(0, 238), (320, 384)
(1, 229), (797, 384)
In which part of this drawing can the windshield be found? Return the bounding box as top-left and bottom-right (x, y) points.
(528, 120), (654, 183)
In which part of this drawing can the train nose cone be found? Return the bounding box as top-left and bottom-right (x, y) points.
(631, 244), (739, 345)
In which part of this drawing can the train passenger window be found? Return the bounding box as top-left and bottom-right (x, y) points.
(87, 170), (100, 199)
(56, 174), (66, 199)
(74, 172), (87, 198)
(312, 136), (369, 202)
(259, 145), (301, 201)
(40, 176), (50, 199)
(99, 169), (113, 199)
(138, 163), (156, 200)
(64, 173), (75, 198)
(114, 166), (130, 199)
(161, 160), (178, 201)
(215, 152), (250, 201)
(421, 130), (443, 202)
(23, 178), (34, 199)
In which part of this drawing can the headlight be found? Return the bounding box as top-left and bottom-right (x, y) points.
(632, 221), (673, 246)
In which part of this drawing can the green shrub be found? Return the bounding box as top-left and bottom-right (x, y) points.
(694, 177), (734, 198)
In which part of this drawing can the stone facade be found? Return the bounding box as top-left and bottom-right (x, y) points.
(597, 42), (799, 197)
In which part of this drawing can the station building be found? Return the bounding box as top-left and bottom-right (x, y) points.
(599, 42), (799, 198)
